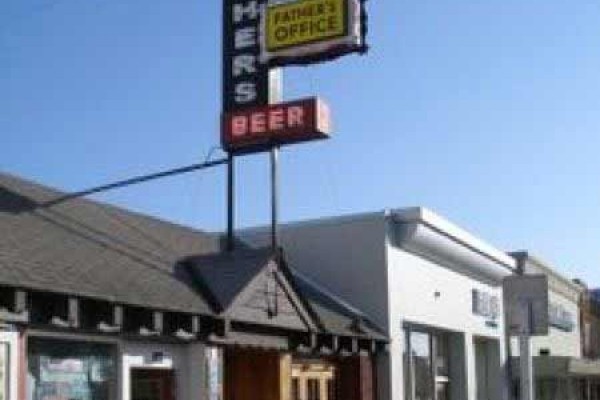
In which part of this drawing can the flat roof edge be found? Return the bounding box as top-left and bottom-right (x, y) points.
(391, 207), (516, 270)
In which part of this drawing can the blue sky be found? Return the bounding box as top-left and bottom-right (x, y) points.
(2, 0), (600, 284)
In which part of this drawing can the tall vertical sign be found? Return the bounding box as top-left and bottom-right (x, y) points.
(223, 0), (276, 251)
(221, 0), (367, 251)
(223, 0), (275, 112)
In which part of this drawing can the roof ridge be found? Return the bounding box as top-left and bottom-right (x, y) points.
(0, 170), (213, 237)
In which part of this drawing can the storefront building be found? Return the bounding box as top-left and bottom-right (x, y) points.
(242, 208), (517, 400)
(0, 173), (387, 400)
(579, 283), (600, 400)
(508, 252), (600, 400)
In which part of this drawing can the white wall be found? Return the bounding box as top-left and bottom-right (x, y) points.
(242, 213), (390, 330)
(243, 212), (511, 400)
(0, 329), (19, 400)
(242, 213), (391, 400)
(120, 340), (206, 400)
(386, 245), (508, 400)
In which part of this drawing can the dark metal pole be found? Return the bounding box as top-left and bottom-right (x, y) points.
(270, 146), (280, 251)
(227, 153), (235, 252)
(41, 159), (228, 208)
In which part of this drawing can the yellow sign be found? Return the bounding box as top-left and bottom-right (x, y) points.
(266, 0), (347, 52)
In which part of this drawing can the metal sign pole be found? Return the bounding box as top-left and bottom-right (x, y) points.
(519, 300), (535, 400)
(270, 146), (280, 251)
(226, 154), (235, 252)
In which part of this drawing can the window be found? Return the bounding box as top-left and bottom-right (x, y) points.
(292, 378), (300, 400)
(27, 338), (116, 400)
(411, 331), (433, 400)
(307, 379), (320, 400)
(292, 361), (335, 400)
(405, 328), (451, 400)
(326, 379), (335, 400)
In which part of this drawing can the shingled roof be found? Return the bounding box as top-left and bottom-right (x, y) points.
(0, 172), (220, 314)
(0, 172), (386, 339)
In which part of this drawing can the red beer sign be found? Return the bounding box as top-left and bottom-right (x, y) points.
(222, 97), (332, 154)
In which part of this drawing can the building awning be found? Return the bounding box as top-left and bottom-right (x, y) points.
(569, 359), (600, 377)
(512, 357), (600, 378)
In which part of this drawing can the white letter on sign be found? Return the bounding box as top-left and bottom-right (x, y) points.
(231, 116), (248, 137)
(233, 54), (256, 76)
(235, 82), (257, 103)
(233, 1), (259, 23)
(287, 106), (304, 127)
(235, 27), (256, 49)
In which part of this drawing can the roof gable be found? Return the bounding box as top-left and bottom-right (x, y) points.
(184, 248), (318, 332)
(224, 259), (316, 331)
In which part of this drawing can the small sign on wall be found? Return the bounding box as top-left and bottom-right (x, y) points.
(472, 289), (500, 320)
(549, 303), (575, 332)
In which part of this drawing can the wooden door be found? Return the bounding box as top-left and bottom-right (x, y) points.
(224, 349), (281, 400)
(131, 369), (175, 400)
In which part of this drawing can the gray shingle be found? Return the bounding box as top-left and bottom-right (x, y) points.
(183, 247), (273, 312)
(0, 172), (219, 314)
(0, 172), (387, 340)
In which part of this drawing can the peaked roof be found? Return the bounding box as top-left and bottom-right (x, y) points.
(291, 270), (386, 340)
(0, 172), (220, 314)
(183, 247), (275, 313)
(0, 172), (387, 340)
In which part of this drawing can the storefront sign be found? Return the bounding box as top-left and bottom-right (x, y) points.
(223, 0), (277, 112)
(260, 0), (367, 66)
(222, 97), (331, 154)
(504, 275), (549, 336)
(472, 289), (499, 320)
(549, 303), (575, 332)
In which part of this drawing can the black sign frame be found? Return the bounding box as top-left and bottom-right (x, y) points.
(223, 0), (273, 112)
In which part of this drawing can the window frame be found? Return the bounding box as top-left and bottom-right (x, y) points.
(404, 326), (451, 400)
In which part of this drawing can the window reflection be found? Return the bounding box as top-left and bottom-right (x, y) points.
(405, 329), (451, 400)
(27, 339), (115, 400)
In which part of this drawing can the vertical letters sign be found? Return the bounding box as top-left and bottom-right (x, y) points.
(223, 0), (274, 112)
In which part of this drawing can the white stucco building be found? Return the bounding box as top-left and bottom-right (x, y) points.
(243, 208), (517, 400)
(508, 252), (599, 400)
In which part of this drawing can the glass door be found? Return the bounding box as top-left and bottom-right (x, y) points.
(405, 328), (451, 400)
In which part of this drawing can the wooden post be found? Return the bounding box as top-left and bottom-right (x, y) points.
(68, 298), (79, 328)
(280, 353), (292, 400)
(15, 291), (27, 313)
(114, 305), (123, 327)
(192, 316), (200, 334)
(153, 311), (164, 334)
